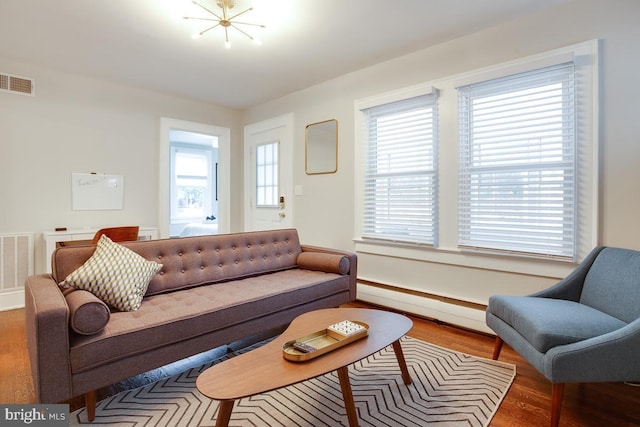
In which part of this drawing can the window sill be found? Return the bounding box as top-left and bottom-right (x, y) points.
(354, 239), (577, 279)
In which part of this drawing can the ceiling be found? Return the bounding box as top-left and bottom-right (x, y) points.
(0, 0), (569, 109)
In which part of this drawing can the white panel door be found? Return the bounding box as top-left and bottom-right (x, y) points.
(244, 114), (293, 231)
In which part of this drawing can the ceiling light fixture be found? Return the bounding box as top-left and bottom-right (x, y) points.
(184, 0), (265, 48)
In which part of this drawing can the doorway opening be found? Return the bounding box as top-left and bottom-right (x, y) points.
(160, 118), (230, 238)
(170, 130), (219, 237)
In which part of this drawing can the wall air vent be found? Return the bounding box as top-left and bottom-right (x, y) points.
(0, 72), (34, 96)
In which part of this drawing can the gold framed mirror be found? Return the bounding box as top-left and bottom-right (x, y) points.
(305, 119), (338, 174)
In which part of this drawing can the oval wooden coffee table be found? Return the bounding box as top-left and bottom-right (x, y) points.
(196, 307), (413, 427)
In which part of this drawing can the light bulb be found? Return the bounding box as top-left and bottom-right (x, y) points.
(224, 40), (231, 49)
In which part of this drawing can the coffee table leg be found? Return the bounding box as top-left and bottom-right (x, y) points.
(337, 366), (359, 427)
(215, 400), (235, 427)
(392, 339), (412, 385)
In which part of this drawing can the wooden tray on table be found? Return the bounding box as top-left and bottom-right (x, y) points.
(282, 320), (369, 362)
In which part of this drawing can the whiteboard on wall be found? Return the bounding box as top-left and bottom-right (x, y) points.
(71, 173), (124, 210)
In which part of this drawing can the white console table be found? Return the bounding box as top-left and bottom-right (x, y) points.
(43, 226), (158, 273)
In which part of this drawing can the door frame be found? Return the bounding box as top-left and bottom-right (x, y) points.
(160, 117), (230, 238)
(244, 113), (294, 231)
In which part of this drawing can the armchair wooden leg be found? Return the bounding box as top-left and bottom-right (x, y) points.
(492, 336), (504, 360)
(85, 390), (97, 422)
(550, 383), (564, 427)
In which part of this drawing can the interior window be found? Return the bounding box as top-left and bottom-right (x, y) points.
(458, 63), (577, 260)
(169, 131), (218, 237)
(359, 92), (439, 246)
(355, 40), (598, 267)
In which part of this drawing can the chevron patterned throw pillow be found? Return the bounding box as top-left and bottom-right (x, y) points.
(59, 235), (162, 311)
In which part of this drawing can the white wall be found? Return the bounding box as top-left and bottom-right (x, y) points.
(0, 58), (243, 274)
(243, 0), (640, 330)
(4, 0), (639, 328)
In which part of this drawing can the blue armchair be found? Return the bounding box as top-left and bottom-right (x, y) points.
(486, 246), (640, 427)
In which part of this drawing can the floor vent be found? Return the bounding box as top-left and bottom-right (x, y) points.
(0, 72), (35, 96)
(0, 233), (34, 294)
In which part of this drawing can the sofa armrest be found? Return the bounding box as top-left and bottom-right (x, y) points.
(544, 318), (640, 383)
(297, 252), (350, 274)
(301, 245), (357, 302)
(24, 274), (73, 403)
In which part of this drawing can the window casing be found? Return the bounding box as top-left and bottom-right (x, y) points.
(355, 40), (598, 270)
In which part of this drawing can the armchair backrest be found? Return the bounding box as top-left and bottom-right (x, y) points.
(580, 247), (640, 323)
(92, 226), (139, 244)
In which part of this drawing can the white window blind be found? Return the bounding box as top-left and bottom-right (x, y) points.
(361, 93), (438, 245)
(458, 62), (576, 259)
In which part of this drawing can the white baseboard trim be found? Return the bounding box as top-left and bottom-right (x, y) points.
(0, 289), (25, 312)
(356, 282), (493, 334)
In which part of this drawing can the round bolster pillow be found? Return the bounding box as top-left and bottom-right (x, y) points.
(297, 252), (350, 275)
(65, 289), (111, 335)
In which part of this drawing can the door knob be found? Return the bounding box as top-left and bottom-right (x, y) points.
(279, 212), (286, 218)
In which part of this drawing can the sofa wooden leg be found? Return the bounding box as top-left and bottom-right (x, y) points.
(550, 383), (564, 427)
(85, 390), (97, 422)
(492, 336), (504, 360)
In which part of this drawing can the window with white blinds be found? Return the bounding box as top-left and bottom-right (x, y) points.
(458, 63), (577, 259)
(361, 93), (438, 245)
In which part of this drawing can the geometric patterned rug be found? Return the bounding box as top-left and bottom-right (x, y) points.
(70, 336), (515, 426)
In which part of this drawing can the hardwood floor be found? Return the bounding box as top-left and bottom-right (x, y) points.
(2, 301), (639, 426)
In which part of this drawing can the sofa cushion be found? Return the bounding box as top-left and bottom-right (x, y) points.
(68, 269), (350, 373)
(297, 252), (349, 275)
(488, 295), (627, 353)
(59, 235), (162, 311)
(65, 289), (110, 335)
(141, 229), (303, 296)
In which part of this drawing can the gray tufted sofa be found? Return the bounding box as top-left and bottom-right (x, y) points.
(25, 228), (356, 420)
